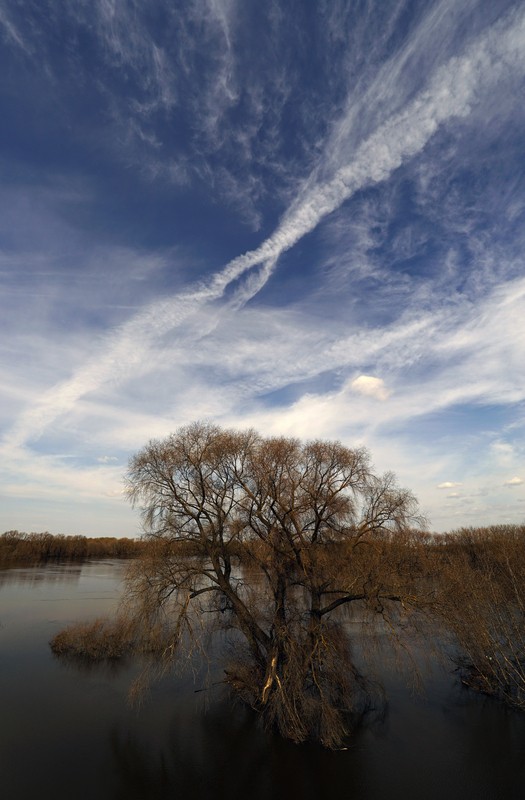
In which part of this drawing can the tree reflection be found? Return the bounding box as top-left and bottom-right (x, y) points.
(108, 695), (364, 800)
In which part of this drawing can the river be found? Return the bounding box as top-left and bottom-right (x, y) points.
(1, 560), (524, 799)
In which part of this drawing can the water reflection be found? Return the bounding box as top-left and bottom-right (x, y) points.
(51, 649), (134, 678)
(0, 563), (83, 589)
(0, 559), (128, 591)
(0, 560), (128, 664)
(103, 664), (525, 800)
(2, 562), (525, 800)
(107, 696), (366, 800)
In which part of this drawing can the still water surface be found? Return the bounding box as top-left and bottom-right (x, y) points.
(1, 561), (525, 800)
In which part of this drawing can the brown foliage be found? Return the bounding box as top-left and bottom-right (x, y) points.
(49, 612), (177, 664)
(50, 618), (135, 660)
(436, 525), (525, 709)
(0, 530), (146, 564)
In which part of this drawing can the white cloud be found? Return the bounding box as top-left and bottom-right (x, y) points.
(3, 3), (525, 536)
(93, 0), (178, 113)
(490, 441), (515, 467)
(504, 476), (523, 486)
(491, 442), (514, 455)
(351, 375), (390, 401)
(437, 481), (463, 489)
(0, 6), (30, 53)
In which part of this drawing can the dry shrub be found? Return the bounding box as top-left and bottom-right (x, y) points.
(50, 617), (134, 660)
(438, 525), (525, 709)
(50, 612), (183, 663)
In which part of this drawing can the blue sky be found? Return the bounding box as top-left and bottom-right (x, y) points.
(1, 0), (525, 536)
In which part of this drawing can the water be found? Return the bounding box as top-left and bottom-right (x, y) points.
(1, 561), (525, 799)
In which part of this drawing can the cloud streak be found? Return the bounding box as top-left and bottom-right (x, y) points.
(2, 2), (525, 535)
(4, 2), (525, 457)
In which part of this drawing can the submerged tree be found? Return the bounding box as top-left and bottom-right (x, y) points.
(53, 421), (428, 748)
(115, 422), (429, 747)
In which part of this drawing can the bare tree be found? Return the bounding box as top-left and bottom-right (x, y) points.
(114, 421), (428, 747)
(51, 422), (427, 747)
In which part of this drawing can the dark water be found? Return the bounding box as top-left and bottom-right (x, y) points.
(1, 561), (525, 800)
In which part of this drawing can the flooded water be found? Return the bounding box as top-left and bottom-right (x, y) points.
(1, 561), (525, 800)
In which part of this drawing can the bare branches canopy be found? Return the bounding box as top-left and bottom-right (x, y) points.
(123, 421), (426, 747)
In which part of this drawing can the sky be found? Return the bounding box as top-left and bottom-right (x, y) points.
(1, 0), (525, 537)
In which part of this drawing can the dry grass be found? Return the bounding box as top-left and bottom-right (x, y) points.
(50, 617), (135, 660)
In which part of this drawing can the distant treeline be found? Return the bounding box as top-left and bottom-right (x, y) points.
(0, 530), (147, 563)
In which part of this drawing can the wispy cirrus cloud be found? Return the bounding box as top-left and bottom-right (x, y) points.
(2, 2), (525, 534)
(0, 5), (30, 53)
